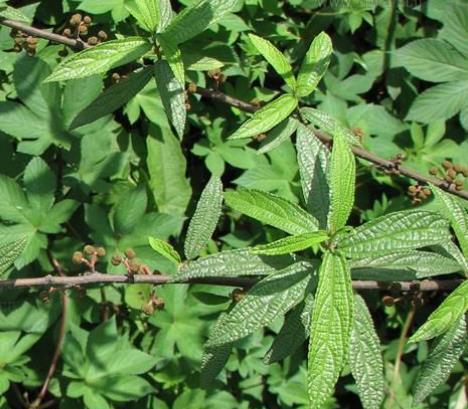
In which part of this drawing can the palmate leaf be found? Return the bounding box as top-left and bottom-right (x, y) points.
(173, 248), (283, 280)
(328, 131), (355, 233)
(0, 237), (28, 275)
(296, 32), (333, 97)
(224, 189), (319, 235)
(349, 295), (384, 409)
(409, 280), (468, 343)
(45, 37), (152, 82)
(248, 34), (296, 90)
(229, 94), (298, 140)
(184, 176), (223, 260)
(307, 251), (353, 409)
(148, 236), (181, 265)
(154, 60), (186, 139)
(336, 210), (450, 258)
(251, 231), (328, 256)
(206, 261), (314, 347)
(412, 315), (466, 404)
(432, 185), (468, 258)
(126, 0), (160, 33)
(296, 123), (330, 228)
(161, 0), (237, 45)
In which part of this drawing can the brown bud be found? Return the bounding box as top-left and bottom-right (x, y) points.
(84, 245), (95, 255)
(72, 251), (84, 264)
(447, 169), (457, 179)
(153, 297), (165, 310)
(124, 248), (136, 259)
(231, 288), (245, 302)
(429, 167), (438, 176)
(455, 179), (464, 187)
(96, 247), (106, 257)
(382, 295), (395, 307)
(445, 174), (454, 183)
(456, 185), (464, 191)
(63, 28), (72, 37)
(70, 13), (82, 26)
(97, 30), (108, 41)
(26, 36), (38, 45)
(187, 82), (197, 93)
(141, 303), (155, 315)
(462, 167), (468, 177)
(442, 160), (453, 170)
(83, 15), (92, 25)
(87, 36), (98, 45)
(453, 164), (462, 173)
(408, 185), (417, 193)
(79, 25), (88, 34)
(419, 192), (427, 200)
(422, 188), (431, 196)
(129, 262), (140, 273)
(111, 255), (122, 266)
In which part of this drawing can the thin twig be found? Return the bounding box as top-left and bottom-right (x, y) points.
(0, 272), (462, 292)
(0, 18), (466, 200)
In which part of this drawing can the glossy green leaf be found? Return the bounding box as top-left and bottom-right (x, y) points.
(45, 37), (151, 82)
(349, 294), (384, 409)
(157, 34), (185, 86)
(297, 32), (333, 97)
(173, 248), (281, 280)
(184, 176), (223, 259)
(154, 60), (186, 139)
(248, 34), (296, 90)
(251, 231), (328, 256)
(225, 189), (319, 235)
(229, 94), (298, 140)
(307, 251), (353, 409)
(206, 261), (313, 347)
(70, 66), (153, 129)
(412, 315), (466, 404)
(409, 280), (468, 343)
(337, 211), (450, 258)
(148, 236), (181, 265)
(0, 237), (28, 275)
(328, 132), (355, 233)
(300, 107), (361, 146)
(296, 123), (330, 228)
(161, 0), (237, 45)
(432, 185), (468, 257)
(126, 0), (160, 33)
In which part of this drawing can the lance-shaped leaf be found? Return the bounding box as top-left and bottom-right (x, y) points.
(200, 343), (232, 387)
(70, 66), (153, 129)
(45, 37), (152, 82)
(296, 123), (330, 228)
(0, 237), (28, 275)
(148, 236), (181, 265)
(439, 240), (468, 275)
(161, 0), (237, 45)
(157, 0), (173, 32)
(328, 131), (355, 233)
(337, 210), (450, 259)
(248, 34), (296, 90)
(409, 280), (468, 343)
(251, 231), (328, 256)
(350, 251), (462, 279)
(229, 94), (298, 140)
(349, 294), (384, 409)
(157, 34), (185, 86)
(300, 107), (361, 146)
(297, 32), (332, 97)
(225, 189), (319, 235)
(258, 117), (298, 154)
(412, 315), (466, 404)
(308, 251), (353, 409)
(126, 0), (160, 33)
(184, 176), (223, 260)
(432, 185), (468, 257)
(264, 293), (314, 364)
(154, 60), (186, 139)
(206, 261), (313, 347)
(173, 248), (283, 280)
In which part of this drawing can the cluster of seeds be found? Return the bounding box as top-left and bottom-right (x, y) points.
(430, 160), (467, 191)
(111, 248), (151, 275)
(407, 184), (432, 205)
(62, 13), (108, 46)
(10, 30), (38, 55)
(72, 244), (106, 270)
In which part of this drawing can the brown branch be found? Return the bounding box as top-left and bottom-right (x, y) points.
(0, 272), (463, 292)
(0, 18), (466, 200)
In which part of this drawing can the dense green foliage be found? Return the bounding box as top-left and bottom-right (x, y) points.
(0, 1), (467, 409)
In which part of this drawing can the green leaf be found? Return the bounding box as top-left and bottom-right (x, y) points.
(154, 60), (186, 138)
(161, 0), (237, 45)
(307, 251), (353, 409)
(296, 123), (330, 228)
(173, 248), (283, 280)
(300, 107), (361, 146)
(337, 211), (450, 258)
(126, 0), (160, 33)
(349, 294), (384, 409)
(251, 231), (328, 256)
(409, 280), (468, 343)
(0, 237), (28, 275)
(157, 0), (173, 32)
(248, 34), (296, 90)
(0, 5), (31, 22)
(206, 261), (313, 346)
(229, 94), (298, 140)
(200, 344), (232, 387)
(157, 34), (185, 85)
(148, 236), (181, 265)
(328, 132), (355, 233)
(225, 189), (319, 235)
(394, 39), (468, 83)
(113, 186), (147, 235)
(412, 315), (466, 404)
(432, 185), (468, 258)
(45, 37), (152, 82)
(70, 66), (153, 129)
(184, 176), (223, 260)
(125, 284), (152, 310)
(0, 174), (28, 224)
(258, 117), (298, 154)
(296, 32), (333, 97)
